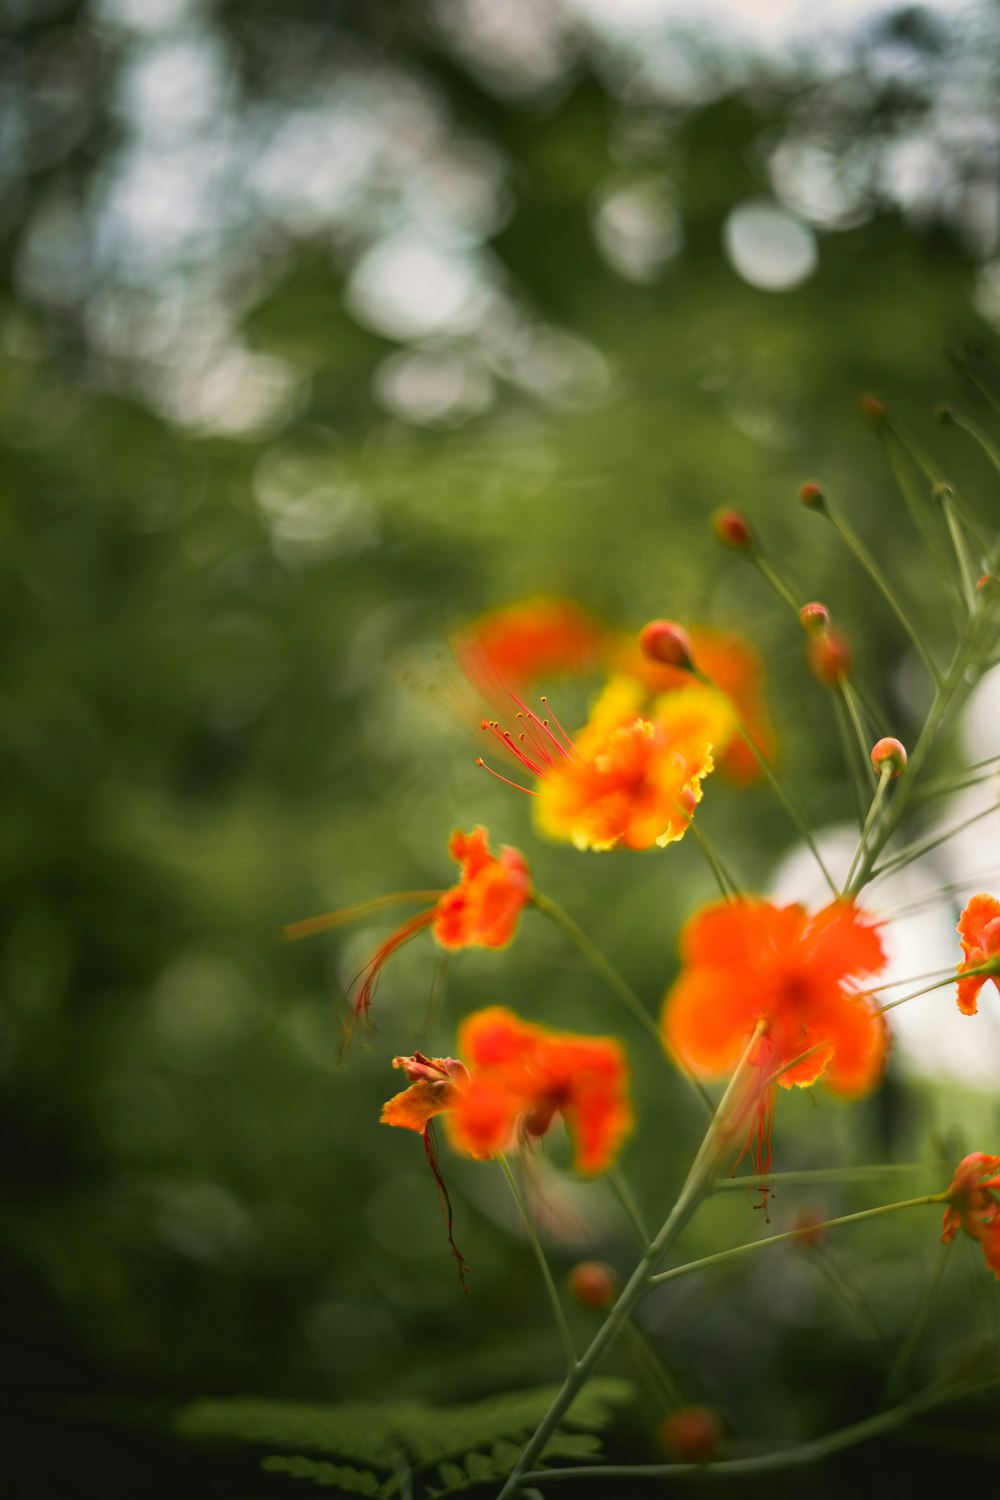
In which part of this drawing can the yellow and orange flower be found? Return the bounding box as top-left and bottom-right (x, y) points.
(381, 1007), (633, 1176)
(662, 898), (888, 1195)
(284, 827), (531, 1028)
(481, 688), (715, 853)
(955, 893), (1000, 1016)
(941, 1153), (1000, 1280)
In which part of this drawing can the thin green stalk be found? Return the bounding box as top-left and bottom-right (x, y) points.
(497, 1153), (576, 1369)
(620, 1318), (683, 1410)
(685, 817), (737, 901)
(648, 1194), (945, 1288)
(821, 502), (942, 684)
(882, 429), (958, 597)
(531, 890), (714, 1120)
(882, 1240), (951, 1403)
(694, 667), (838, 897)
(844, 767), (892, 894)
(938, 487), (978, 612)
(813, 1251), (889, 1353)
(608, 1165), (650, 1246)
(832, 690), (868, 827)
(522, 1369), (1000, 1482)
(750, 552), (801, 612)
(495, 1026), (768, 1500)
(716, 1163), (931, 1191)
(914, 760), (1000, 805)
(871, 801), (1000, 882)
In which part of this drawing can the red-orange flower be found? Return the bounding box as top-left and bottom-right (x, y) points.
(481, 688), (716, 852)
(941, 1153), (1000, 1280)
(447, 1007), (633, 1174)
(453, 598), (607, 700)
(662, 898), (888, 1197)
(955, 894), (1000, 1016)
(284, 827), (531, 1029)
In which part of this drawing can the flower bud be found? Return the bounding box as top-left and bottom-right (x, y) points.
(935, 402), (954, 425)
(713, 509), (751, 550)
(567, 1260), (617, 1310)
(977, 574), (995, 591)
(798, 481), (825, 511)
(859, 394), (888, 429)
(806, 629), (851, 686)
(658, 1406), (722, 1464)
(932, 481), (955, 505)
(870, 736), (907, 778)
(638, 619), (694, 671)
(790, 1205), (828, 1250)
(798, 601), (830, 636)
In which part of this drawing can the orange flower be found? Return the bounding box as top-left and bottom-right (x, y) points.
(941, 1153), (1000, 1280)
(379, 1011), (632, 1281)
(955, 894), (1000, 1016)
(480, 689), (715, 852)
(380, 1052), (473, 1288)
(453, 598), (607, 700)
(447, 1007), (633, 1174)
(283, 827), (531, 1029)
(662, 898), (888, 1198)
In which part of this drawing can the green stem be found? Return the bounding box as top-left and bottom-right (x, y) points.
(522, 1369), (1000, 1482)
(495, 1026), (768, 1500)
(832, 690), (869, 827)
(844, 767), (892, 894)
(882, 429), (958, 600)
(881, 1238), (951, 1403)
(620, 1318), (683, 1410)
(694, 667), (838, 897)
(750, 552), (801, 613)
(685, 817), (737, 900)
(608, 1165), (650, 1246)
(821, 502), (942, 684)
(716, 1163), (931, 1191)
(938, 487), (978, 613)
(531, 890), (714, 1120)
(648, 1195), (945, 1288)
(871, 801), (1000, 882)
(497, 1153), (576, 1369)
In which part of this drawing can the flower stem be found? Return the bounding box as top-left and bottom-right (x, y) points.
(693, 667), (838, 897)
(608, 1165), (650, 1246)
(521, 1368), (1000, 1482)
(497, 1153), (577, 1369)
(494, 1026), (767, 1500)
(844, 765), (892, 894)
(648, 1194), (946, 1288)
(819, 500), (943, 684)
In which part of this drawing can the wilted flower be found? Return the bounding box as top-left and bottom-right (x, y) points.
(941, 1153), (1000, 1280)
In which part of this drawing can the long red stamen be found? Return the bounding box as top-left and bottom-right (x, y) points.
(730, 1054), (775, 1219)
(423, 1120), (470, 1292)
(344, 908), (438, 1035)
(283, 890), (446, 941)
(478, 693), (581, 789)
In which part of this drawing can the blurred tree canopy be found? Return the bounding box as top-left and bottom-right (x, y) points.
(3, 0), (1000, 1494)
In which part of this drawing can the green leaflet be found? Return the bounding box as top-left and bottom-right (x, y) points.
(175, 1379), (633, 1494)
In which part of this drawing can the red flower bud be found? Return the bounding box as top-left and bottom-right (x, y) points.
(658, 1406), (722, 1464)
(859, 394), (888, 428)
(870, 736), (907, 778)
(806, 629), (851, 686)
(713, 509), (751, 550)
(798, 601), (830, 636)
(977, 574), (995, 591)
(790, 1205), (828, 1250)
(567, 1260), (617, 1310)
(638, 619), (694, 671)
(799, 481), (825, 510)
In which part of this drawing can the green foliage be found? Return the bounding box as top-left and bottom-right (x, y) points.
(176, 1379), (632, 1494)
